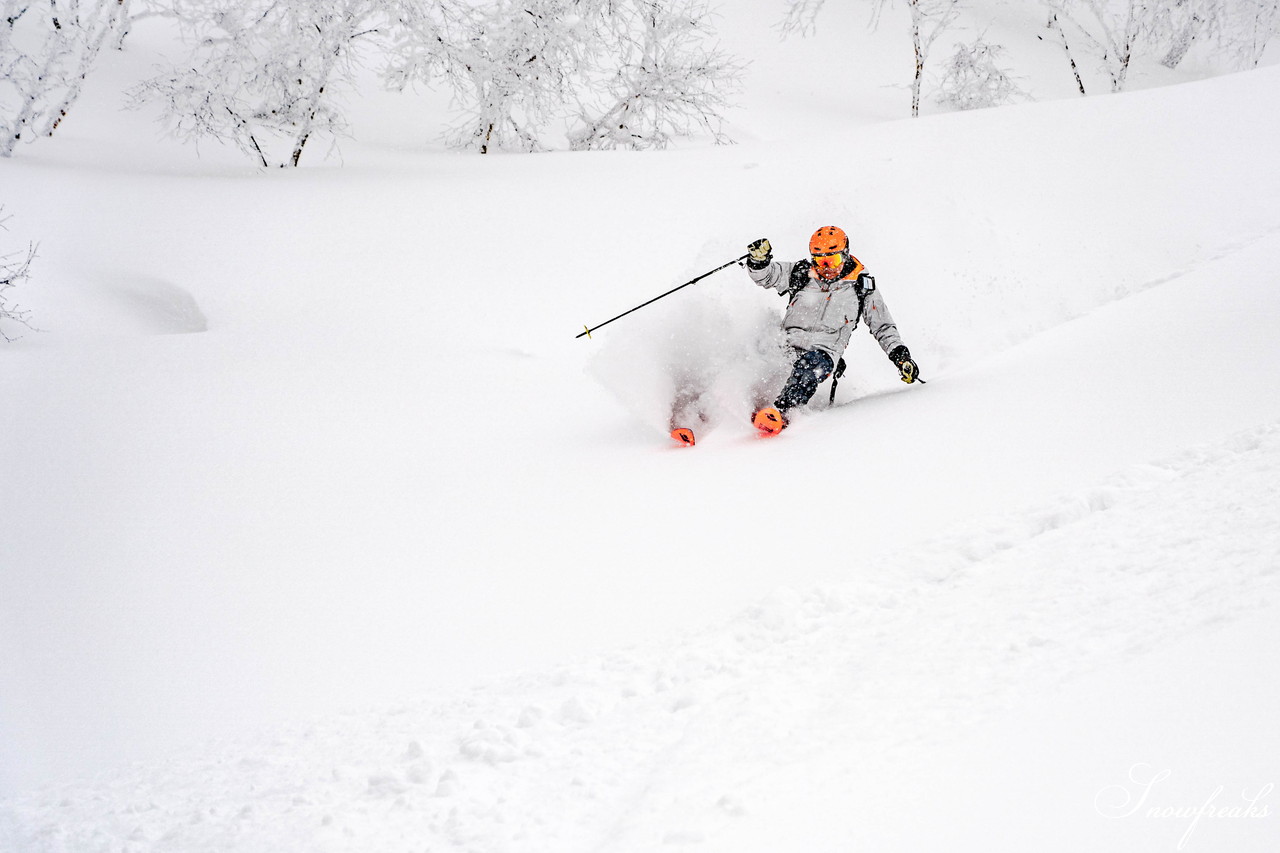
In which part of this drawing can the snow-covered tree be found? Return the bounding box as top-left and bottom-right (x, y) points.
(1145, 0), (1216, 67)
(386, 0), (741, 153)
(0, 209), (36, 341)
(133, 0), (738, 160)
(1188, 0), (1280, 68)
(899, 0), (963, 116)
(1041, 0), (1144, 92)
(1248, 0), (1280, 63)
(1, 0), (131, 157)
(1041, 11), (1088, 94)
(569, 0), (743, 151)
(385, 0), (586, 153)
(935, 37), (1027, 111)
(132, 0), (386, 167)
(782, 0), (964, 117)
(1138, 0), (1280, 68)
(1041, 0), (1279, 92)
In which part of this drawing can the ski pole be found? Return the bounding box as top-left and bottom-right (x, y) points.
(829, 367), (925, 405)
(576, 253), (749, 339)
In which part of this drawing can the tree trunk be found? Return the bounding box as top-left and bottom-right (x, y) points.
(1048, 13), (1087, 96)
(911, 0), (923, 117)
(290, 133), (310, 167)
(1111, 1), (1140, 92)
(1161, 14), (1203, 68)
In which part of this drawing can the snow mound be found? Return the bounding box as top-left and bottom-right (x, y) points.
(99, 274), (209, 335)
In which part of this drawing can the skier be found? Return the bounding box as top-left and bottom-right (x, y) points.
(744, 226), (920, 435)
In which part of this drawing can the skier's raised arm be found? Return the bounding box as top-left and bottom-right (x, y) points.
(745, 238), (800, 296)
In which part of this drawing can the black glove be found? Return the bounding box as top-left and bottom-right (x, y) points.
(888, 345), (920, 384)
(746, 238), (772, 270)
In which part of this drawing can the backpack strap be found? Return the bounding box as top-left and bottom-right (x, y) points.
(830, 273), (875, 404)
(852, 273), (874, 327)
(786, 260), (812, 300)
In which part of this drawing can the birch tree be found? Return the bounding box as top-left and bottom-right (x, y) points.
(1041, 11), (1088, 94)
(132, 0), (386, 167)
(1147, 0), (1216, 66)
(1192, 0), (1279, 67)
(1, 0), (131, 157)
(782, 0), (964, 117)
(385, 0), (742, 153)
(385, 0), (587, 153)
(1042, 0), (1278, 92)
(1139, 0), (1280, 68)
(569, 0), (742, 151)
(1042, 0), (1144, 92)
(899, 0), (963, 116)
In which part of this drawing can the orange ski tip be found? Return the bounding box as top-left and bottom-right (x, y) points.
(752, 407), (786, 436)
(670, 427), (696, 447)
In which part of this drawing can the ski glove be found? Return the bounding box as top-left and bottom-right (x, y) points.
(746, 238), (773, 270)
(888, 345), (920, 384)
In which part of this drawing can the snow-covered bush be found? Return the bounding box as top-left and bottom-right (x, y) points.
(131, 0), (387, 167)
(0, 209), (36, 341)
(0, 0), (131, 157)
(934, 38), (1028, 111)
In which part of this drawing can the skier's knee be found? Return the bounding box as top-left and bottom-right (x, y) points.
(796, 350), (834, 380)
(775, 351), (833, 411)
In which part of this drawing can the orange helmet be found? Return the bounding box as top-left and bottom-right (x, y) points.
(809, 226), (849, 281)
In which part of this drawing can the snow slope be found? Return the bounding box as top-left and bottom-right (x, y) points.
(5, 422), (1279, 852)
(2, 8), (1280, 852)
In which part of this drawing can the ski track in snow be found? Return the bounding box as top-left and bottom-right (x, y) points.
(5, 420), (1277, 852)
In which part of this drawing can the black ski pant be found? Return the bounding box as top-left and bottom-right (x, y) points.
(775, 349), (834, 412)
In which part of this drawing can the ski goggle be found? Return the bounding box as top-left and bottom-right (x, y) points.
(811, 251), (845, 273)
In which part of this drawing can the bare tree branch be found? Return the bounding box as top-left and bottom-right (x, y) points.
(0, 209), (38, 342)
(1, 0), (131, 157)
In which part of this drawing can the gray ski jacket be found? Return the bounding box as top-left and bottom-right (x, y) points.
(748, 256), (905, 361)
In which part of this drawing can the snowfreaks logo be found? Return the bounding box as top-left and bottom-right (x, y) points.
(1094, 764), (1273, 850)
